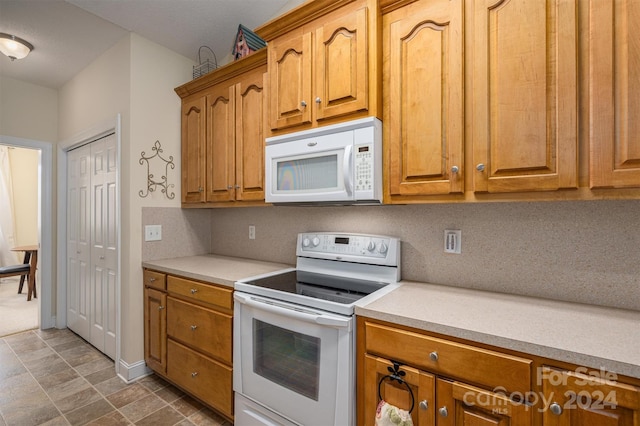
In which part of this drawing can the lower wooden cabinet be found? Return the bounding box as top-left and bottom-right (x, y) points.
(143, 269), (234, 421)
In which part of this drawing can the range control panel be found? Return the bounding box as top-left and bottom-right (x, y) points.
(297, 232), (400, 266)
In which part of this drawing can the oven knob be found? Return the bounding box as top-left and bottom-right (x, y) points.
(302, 237), (311, 247)
(312, 237), (320, 247)
(367, 241), (376, 252)
(379, 242), (388, 254)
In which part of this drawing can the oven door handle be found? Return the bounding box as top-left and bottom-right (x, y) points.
(234, 292), (351, 329)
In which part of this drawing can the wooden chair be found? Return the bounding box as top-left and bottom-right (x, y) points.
(0, 264), (32, 297)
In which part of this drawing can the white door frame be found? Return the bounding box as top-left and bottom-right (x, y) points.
(57, 114), (122, 371)
(0, 135), (53, 329)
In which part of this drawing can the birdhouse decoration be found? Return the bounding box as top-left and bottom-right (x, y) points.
(233, 24), (266, 60)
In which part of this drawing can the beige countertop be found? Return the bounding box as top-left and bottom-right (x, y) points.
(142, 254), (292, 287)
(142, 255), (640, 380)
(356, 281), (640, 380)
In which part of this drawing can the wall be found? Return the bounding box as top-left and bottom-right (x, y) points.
(8, 147), (39, 246)
(200, 201), (639, 312)
(59, 33), (193, 367)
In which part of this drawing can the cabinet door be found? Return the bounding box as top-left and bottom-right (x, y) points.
(385, 0), (463, 198)
(315, 7), (368, 122)
(206, 84), (235, 202)
(269, 31), (313, 130)
(472, 0), (577, 193)
(144, 287), (166, 374)
(181, 96), (207, 203)
(363, 355), (435, 426)
(436, 379), (532, 426)
(589, 0), (640, 188)
(235, 67), (267, 201)
(541, 367), (640, 426)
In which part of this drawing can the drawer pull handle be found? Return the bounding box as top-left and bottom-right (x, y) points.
(190, 288), (198, 294)
(190, 325), (198, 331)
(550, 402), (563, 415)
(429, 351), (439, 362)
(438, 406), (448, 417)
(158, 306), (164, 310)
(191, 372), (198, 378)
(419, 400), (428, 411)
(149, 277), (156, 282)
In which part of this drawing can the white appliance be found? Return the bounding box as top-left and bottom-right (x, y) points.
(234, 232), (401, 426)
(265, 117), (382, 204)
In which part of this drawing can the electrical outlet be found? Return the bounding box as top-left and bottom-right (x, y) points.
(145, 225), (162, 241)
(249, 225), (256, 240)
(444, 229), (461, 254)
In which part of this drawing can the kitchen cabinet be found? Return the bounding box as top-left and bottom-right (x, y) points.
(257, 0), (379, 133)
(383, 0), (464, 199)
(143, 269), (234, 421)
(540, 367), (640, 426)
(471, 0), (577, 193)
(588, 0), (640, 189)
(176, 50), (267, 206)
(143, 270), (167, 373)
(359, 318), (533, 425)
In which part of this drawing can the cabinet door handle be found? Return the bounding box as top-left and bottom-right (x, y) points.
(429, 351), (439, 361)
(315, 97), (321, 104)
(438, 406), (448, 417)
(451, 165), (459, 174)
(227, 185), (233, 190)
(198, 186), (203, 192)
(158, 306), (164, 310)
(190, 288), (198, 294)
(301, 100), (307, 107)
(476, 163), (485, 172)
(191, 372), (198, 378)
(190, 325), (198, 331)
(419, 400), (428, 411)
(549, 402), (563, 415)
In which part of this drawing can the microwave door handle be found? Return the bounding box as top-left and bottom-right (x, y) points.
(234, 292), (351, 329)
(343, 145), (353, 195)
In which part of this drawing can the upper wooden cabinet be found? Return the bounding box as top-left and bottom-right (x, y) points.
(589, 0), (640, 189)
(176, 50), (267, 206)
(471, 0), (578, 193)
(257, 0), (379, 133)
(384, 0), (464, 199)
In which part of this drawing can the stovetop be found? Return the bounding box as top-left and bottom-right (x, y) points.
(235, 232), (401, 316)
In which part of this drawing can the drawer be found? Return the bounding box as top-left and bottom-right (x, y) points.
(167, 339), (233, 419)
(166, 296), (232, 364)
(167, 276), (232, 310)
(365, 321), (532, 392)
(144, 269), (166, 290)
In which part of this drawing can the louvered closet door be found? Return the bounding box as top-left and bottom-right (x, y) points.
(67, 134), (118, 360)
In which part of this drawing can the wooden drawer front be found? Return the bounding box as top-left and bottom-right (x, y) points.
(365, 322), (531, 392)
(167, 339), (233, 418)
(144, 269), (166, 290)
(166, 296), (232, 364)
(167, 276), (232, 310)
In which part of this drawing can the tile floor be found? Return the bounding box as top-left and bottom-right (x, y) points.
(0, 328), (232, 426)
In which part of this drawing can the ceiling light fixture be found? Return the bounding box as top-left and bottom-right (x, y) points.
(0, 33), (34, 61)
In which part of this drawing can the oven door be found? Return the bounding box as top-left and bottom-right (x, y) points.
(233, 292), (354, 426)
(265, 129), (354, 203)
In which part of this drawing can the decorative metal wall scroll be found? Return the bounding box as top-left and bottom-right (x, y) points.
(139, 140), (175, 199)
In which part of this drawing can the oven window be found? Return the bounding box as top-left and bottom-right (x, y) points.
(276, 155), (338, 191)
(252, 319), (320, 401)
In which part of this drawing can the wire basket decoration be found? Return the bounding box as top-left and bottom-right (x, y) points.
(193, 45), (218, 80)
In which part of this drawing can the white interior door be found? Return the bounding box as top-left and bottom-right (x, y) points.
(67, 134), (118, 359)
(67, 144), (91, 339)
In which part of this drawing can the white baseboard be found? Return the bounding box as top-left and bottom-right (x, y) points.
(117, 358), (152, 383)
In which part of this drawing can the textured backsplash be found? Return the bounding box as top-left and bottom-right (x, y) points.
(142, 200), (640, 311)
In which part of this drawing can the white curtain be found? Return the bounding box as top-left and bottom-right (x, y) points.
(0, 145), (18, 266)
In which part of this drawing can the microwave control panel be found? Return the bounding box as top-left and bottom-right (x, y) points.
(355, 144), (374, 193)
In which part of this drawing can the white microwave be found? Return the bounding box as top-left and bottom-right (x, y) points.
(265, 117), (382, 204)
